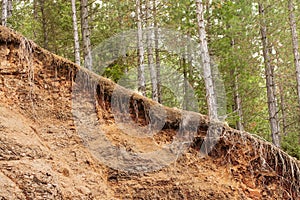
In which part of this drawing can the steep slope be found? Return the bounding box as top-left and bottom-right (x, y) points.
(0, 26), (299, 199)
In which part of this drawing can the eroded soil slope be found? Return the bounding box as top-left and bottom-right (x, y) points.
(0, 26), (299, 199)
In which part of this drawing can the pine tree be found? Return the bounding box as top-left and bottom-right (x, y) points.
(145, 0), (158, 101)
(80, 0), (92, 70)
(136, 0), (146, 96)
(195, 0), (218, 121)
(259, 2), (281, 147)
(71, 0), (81, 66)
(288, 0), (300, 111)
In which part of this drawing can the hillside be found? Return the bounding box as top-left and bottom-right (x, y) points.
(0, 26), (299, 199)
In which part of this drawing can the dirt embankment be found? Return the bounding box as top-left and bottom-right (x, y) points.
(0, 26), (299, 199)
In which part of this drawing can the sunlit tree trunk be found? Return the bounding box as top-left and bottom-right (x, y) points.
(71, 0), (81, 66)
(288, 0), (300, 111)
(136, 0), (146, 96)
(80, 0), (92, 70)
(195, 0), (218, 121)
(2, 0), (7, 26)
(146, 0), (158, 101)
(259, 3), (281, 147)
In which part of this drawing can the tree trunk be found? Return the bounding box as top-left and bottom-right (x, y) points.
(195, 0), (218, 121)
(71, 0), (81, 66)
(259, 3), (281, 147)
(233, 74), (244, 131)
(7, 0), (12, 17)
(182, 55), (189, 110)
(136, 0), (146, 96)
(278, 82), (287, 136)
(231, 39), (244, 131)
(80, 0), (92, 70)
(2, 0), (7, 26)
(153, 0), (161, 103)
(39, 0), (48, 49)
(145, 0), (158, 101)
(33, 0), (38, 38)
(288, 0), (300, 112)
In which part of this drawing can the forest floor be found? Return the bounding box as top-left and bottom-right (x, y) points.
(0, 26), (299, 199)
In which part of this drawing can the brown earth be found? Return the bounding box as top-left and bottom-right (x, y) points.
(0, 26), (299, 199)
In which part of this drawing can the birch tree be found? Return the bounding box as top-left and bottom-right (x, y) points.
(259, 3), (281, 147)
(71, 0), (81, 66)
(80, 0), (92, 70)
(288, 0), (300, 111)
(136, 0), (146, 96)
(1, 0), (7, 26)
(195, 0), (218, 120)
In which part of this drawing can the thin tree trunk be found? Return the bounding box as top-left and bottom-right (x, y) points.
(80, 0), (92, 70)
(2, 0), (7, 26)
(33, 0), (38, 38)
(153, 0), (161, 103)
(7, 0), (12, 17)
(259, 3), (281, 147)
(231, 38), (244, 131)
(136, 0), (146, 96)
(182, 55), (189, 110)
(278, 82), (287, 136)
(40, 0), (48, 49)
(187, 37), (195, 88)
(288, 0), (300, 112)
(234, 74), (244, 131)
(145, 0), (158, 101)
(195, 0), (218, 121)
(71, 0), (81, 66)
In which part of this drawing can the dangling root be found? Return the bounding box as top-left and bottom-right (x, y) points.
(208, 127), (300, 199)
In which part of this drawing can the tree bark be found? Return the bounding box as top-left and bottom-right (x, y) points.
(288, 0), (300, 113)
(7, 0), (12, 17)
(233, 74), (244, 131)
(39, 0), (48, 49)
(195, 0), (218, 121)
(33, 0), (38, 38)
(278, 82), (287, 136)
(136, 0), (146, 96)
(145, 0), (158, 101)
(80, 0), (92, 70)
(1, 0), (7, 26)
(231, 38), (244, 131)
(259, 3), (281, 148)
(153, 0), (161, 103)
(182, 55), (189, 110)
(71, 0), (81, 66)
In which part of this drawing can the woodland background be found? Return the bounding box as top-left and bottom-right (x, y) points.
(2, 0), (300, 159)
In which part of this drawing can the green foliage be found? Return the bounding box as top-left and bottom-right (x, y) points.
(282, 133), (300, 159)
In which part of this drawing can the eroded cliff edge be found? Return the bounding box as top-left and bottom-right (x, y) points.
(0, 26), (299, 199)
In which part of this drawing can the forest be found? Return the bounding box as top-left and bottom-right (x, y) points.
(2, 0), (300, 159)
